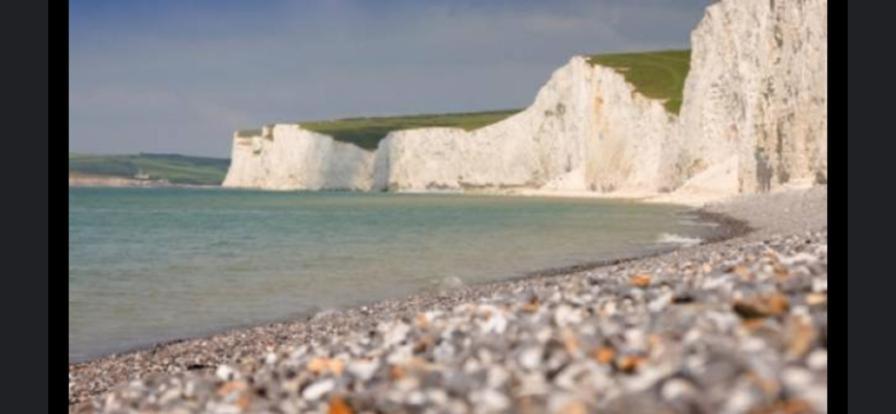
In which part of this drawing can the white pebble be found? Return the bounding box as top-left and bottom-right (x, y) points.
(301, 379), (334, 401)
(347, 358), (380, 381)
(781, 252), (818, 265)
(215, 364), (237, 381)
(516, 373), (548, 396)
(407, 390), (425, 405)
(724, 388), (757, 413)
(386, 344), (413, 365)
(662, 378), (695, 400)
(519, 347), (542, 370)
(158, 388), (181, 405)
(647, 293), (672, 313)
(289, 345), (308, 360)
(486, 366), (510, 388)
(535, 327), (553, 343)
(553, 305), (582, 327)
(478, 349), (494, 364)
(265, 352), (278, 365)
(480, 312), (508, 334)
(807, 349), (827, 370)
(472, 389), (509, 412)
(812, 278), (828, 293)
(206, 402), (243, 414)
(742, 337), (766, 352)
(803, 385), (828, 412)
(462, 357), (482, 373)
(783, 367), (813, 391)
(382, 322), (411, 348)
(600, 301), (617, 316)
(624, 328), (647, 351)
(426, 389), (448, 405)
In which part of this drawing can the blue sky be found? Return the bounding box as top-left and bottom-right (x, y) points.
(70, 0), (710, 157)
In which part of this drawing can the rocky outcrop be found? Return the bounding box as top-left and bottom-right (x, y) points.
(223, 0), (826, 201)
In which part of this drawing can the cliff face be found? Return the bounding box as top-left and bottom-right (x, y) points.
(223, 125), (375, 191)
(224, 58), (674, 194)
(223, 57), (669, 191)
(223, 0), (826, 201)
(368, 58), (671, 193)
(668, 0), (827, 195)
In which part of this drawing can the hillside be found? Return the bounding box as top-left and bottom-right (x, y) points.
(587, 49), (691, 113)
(69, 153), (230, 185)
(295, 109), (521, 150)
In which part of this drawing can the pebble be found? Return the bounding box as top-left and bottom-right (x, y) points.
(301, 379), (334, 401)
(346, 358), (380, 381)
(480, 312), (508, 334)
(486, 366), (509, 388)
(807, 349), (827, 370)
(215, 364), (237, 381)
(382, 322), (411, 348)
(783, 366), (812, 386)
(553, 305), (582, 327)
(264, 352), (278, 365)
(471, 388), (510, 412)
(661, 378), (696, 401)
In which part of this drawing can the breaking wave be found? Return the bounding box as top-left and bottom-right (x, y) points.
(656, 233), (702, 246)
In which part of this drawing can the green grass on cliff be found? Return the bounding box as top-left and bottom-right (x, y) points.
(240, 49), (689, 150)
(587, 49), (691, 114)
(297, 109), (521, 150)
(69, 153), (230, 185)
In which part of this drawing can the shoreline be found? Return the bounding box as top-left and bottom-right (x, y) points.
(68, 202), (748, 364)
(68, 207), (749, 365)
(69, 186), (826, 412)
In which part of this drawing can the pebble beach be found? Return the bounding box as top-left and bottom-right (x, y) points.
(69, 186), (827, 414)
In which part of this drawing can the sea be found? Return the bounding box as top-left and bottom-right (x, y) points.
(69, 187), (723, 362)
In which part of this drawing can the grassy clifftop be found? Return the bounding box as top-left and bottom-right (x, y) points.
(69, 153), (230, 185)
(587, 49), (691, 114)
(240, 49), (690, 151)
(298, 109), (521, 150)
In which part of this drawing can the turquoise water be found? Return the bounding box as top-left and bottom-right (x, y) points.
(69, 187), (720, 362)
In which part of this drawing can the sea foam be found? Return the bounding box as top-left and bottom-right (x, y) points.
(656, 233), (702, 246)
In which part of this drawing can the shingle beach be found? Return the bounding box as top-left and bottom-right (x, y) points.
(70, 187), (827, 414)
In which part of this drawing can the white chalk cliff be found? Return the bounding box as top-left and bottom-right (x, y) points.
(666, 0), (828, 196)
(225, 125), (376, 191)
(223, 0), (827, 201)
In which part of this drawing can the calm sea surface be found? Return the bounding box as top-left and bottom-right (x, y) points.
(69, 187), (721, 362)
